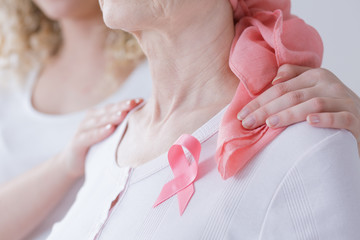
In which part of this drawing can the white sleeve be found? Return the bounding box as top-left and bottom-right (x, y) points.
(260, 130), (360, 240)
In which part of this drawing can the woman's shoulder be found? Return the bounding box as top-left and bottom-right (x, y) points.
(225, 122), (360, 238)
(256, 122), (358, 189)
(264, 121), (356, 164)
(0, 66), (40, 96)
(256, 122), (360, 238)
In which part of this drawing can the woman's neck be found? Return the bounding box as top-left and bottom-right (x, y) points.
(32, 16), (121, 114)
(134, 1), (238, 123)
(57, 16), (107, 66)
(116, 1), (239, 167)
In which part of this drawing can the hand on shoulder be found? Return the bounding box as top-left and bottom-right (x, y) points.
(237, 64), (360, 145)
(57, 98), (143, 179)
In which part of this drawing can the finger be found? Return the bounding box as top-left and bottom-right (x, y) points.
(264, 97), (354, 128)
(76, 124), (116, 148)
(114, 98), (143, 112)
(81, 111), (128, 131)
(81, 98), (143, 130)
(238, 79), (315, 121)
(241, 88), (315, 129)
(241, 86), (355, 129)
(272, 64), (312, 85)
(238, 67), (338, 121)
(87, 98), (143, 117)
(307, 112), (360, 141)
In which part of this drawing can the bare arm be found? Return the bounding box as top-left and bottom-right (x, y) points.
(0, 155), (79, 240)
(0, 99), (142, 240)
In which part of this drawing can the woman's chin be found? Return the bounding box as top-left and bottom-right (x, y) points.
(102, 11), (125, 30)
(102, 9), (140, 31)
(101, 0), (155, 31)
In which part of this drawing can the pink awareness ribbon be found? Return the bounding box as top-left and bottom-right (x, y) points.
(153, 134), (201, 215)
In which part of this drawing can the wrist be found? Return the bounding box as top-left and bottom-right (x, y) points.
(53, 152), (83, 182)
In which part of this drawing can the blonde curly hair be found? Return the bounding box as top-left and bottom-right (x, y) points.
(0, 0), (144, 85)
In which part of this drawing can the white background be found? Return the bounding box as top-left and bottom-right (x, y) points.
(292, 0), (360, 94)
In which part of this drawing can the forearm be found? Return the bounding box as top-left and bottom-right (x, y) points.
(0, 100), (138, 240)
(0, 155), (78, 240)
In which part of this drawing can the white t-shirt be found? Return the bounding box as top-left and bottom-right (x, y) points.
(48, 107), (360, 240)
(0, 60), (152, 240)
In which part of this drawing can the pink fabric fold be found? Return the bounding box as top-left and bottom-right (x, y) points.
(216, 0), (323, 179)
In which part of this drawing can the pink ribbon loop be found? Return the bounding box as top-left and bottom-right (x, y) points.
(153, 134), (201, 215)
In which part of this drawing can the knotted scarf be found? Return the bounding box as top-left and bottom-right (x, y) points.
(216, 0), (323, 179)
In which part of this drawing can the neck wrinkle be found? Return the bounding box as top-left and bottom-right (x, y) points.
(133, 1), (238, 123)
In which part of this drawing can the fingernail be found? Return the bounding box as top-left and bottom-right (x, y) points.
(307, 115), (320, 124)
(116, 111), (123, 116)
(242, 115), (256, 129)
(266, 115), (279, 127)
(272, 73), (285, 85)
(237, 108), (250, 120)
(105, 124), (112, 130)
(134, 98), (142, 104)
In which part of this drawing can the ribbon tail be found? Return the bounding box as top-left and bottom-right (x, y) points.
(153, 175), (191, 208)
(153, 181), (176, 208)
(177, 184), (194, 216)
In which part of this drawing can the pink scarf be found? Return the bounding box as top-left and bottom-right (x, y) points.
(216, 0), (324, 179)
(154, 0), (324, 215)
